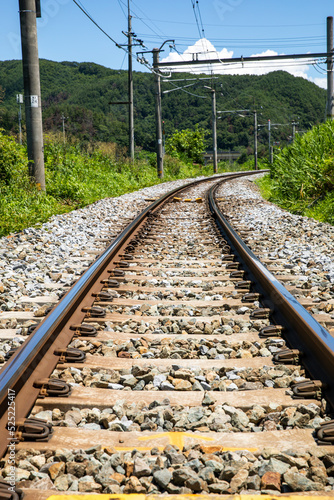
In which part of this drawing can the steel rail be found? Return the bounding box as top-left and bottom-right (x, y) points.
(0, 169), (266, 458)
(208, 181), (334, 410)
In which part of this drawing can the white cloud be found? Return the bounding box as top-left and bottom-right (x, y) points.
(161, 39), (325, 88)
(308, 77), (327, 89)
(182, 38), (233, 60)
(160, 38), (233, 74)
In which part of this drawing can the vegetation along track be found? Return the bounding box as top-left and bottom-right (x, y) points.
(1, 170), (334, 500)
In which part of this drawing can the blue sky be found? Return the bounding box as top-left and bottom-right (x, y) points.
(1, 1), (332, 88)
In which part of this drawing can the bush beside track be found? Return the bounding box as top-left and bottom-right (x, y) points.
(2, 118), (333, 238)
(257, 119), (334, 226)
(0, 131), (249, 238)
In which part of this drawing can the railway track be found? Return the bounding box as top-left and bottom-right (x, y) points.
(1, 170), (334, 500)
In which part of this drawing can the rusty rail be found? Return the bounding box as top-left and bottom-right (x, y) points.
(209, 181), (334, 411)
(0, 169), (264, 458)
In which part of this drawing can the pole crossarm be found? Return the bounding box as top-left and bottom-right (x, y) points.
(157, 51), (331, 68)
(162, 76), (218, 83)
(218, 109), (250, 114)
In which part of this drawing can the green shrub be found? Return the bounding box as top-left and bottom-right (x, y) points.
(270, 120), (334, 203)
(0, 133), (244, 237)
(0, 130), (28, 185)
(165, 127), (206, 164)
(257, 120), (334, 224)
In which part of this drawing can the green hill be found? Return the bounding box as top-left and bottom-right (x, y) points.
(0, 59), (327, 156)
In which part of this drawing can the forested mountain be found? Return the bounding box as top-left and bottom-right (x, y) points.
(0, 59), (327, 156)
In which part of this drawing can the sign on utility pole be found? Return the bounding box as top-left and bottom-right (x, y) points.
(19, 0), (45, 190)
(16, 94), (23, 145)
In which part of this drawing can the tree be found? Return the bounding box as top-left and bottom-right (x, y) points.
(165, 127), (206, 164)
(0, 60), (327, 154)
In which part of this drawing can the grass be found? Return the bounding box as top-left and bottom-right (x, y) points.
(0, 132), (252, 237)
(257, 174), (334, 225)
(256, 120), (334, 226)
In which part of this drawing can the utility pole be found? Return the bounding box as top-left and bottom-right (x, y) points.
(61, 114), (67, 145)
(267, 119), (274, 164)
(205, 85), (217, 173)
(19, 0), (45, 190)
(212, 89), (217, 174)
(327, 16), (334, 120)
(261, 120), (290, 156)
(268, 119), (271, 164)
(128, 0), (134, 161)
(153, 48), (163, 178)
(254, 110), (258, 170)
(121, 0), (138, 162)
(292, 121), (297, 141)
(218, 108), (258, 167)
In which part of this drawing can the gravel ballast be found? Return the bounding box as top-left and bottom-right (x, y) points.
(1, 173), (334, 494)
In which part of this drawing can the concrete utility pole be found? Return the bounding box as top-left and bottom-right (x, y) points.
(267, 119), (274, 163)
(218, 108), (258, 167)
(211, 89), (218, 174)
(205, 85), (217, 173)
(19, 0), (45, 190)
(292, 121), (297, 141)
(268, 119), (271, 164)
(61, 114), (67, 145)
(327, 16), (334, 120)
(254, 110), (258, 170)
(128, 0), (134, 161)
(153, 48), (163, 178)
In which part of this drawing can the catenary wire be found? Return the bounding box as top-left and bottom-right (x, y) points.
(117, 0), (128, 20)
(189, 0), (212, 76)
(72, 0), (155, 73)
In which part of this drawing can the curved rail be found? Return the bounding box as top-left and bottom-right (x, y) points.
(208, 180), (334, 410)
(0, 169), (266, 458)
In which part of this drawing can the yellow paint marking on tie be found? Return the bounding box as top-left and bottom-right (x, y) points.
(46, 496), (148, 500)
(113, 432), (258, 453)
(137, 432), (258, 453)
(115, 446), (163, 451)
(138, 431), (214, 449)
(46, 495), (334, 500)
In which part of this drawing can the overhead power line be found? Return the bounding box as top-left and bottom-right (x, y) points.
(136, 18), (323, 29)
(73, 0), (123, 49)
(190, 0), (205, 40)
(190, 0), (210, 74)
(117, 0), (127, 20)
(137, 34), (325, 43)
(163, 80), (208, 98)
(72, 0), (154, 72)
(135, 33), (325, 51)
(129, 0), (168, 43)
